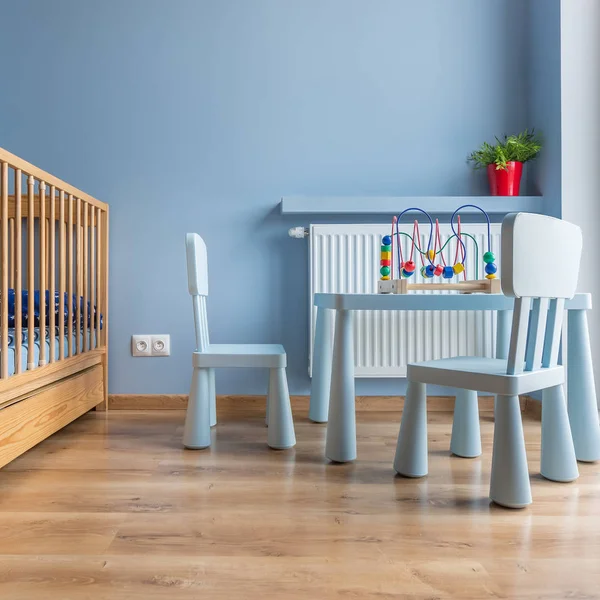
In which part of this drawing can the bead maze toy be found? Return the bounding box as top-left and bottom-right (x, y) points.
(378, 204), (501, 294)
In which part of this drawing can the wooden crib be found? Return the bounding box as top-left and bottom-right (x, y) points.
(0, 146), (109, 468)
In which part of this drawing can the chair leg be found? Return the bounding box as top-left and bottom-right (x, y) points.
(267, 368), (296, 449)
(490, 395), (532, 508)
(394, 381), (428, 477)
(450, 389), (482, 458)
(183, 367), (211, 449)
(541, 385), (579, 482)
(208, 368), (217, 427)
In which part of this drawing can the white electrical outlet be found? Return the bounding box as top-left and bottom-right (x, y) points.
(151, 334), (171, 357)
(131, 334), (171, 357)
(131, 335), (152, 357)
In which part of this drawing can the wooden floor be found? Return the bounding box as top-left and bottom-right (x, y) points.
(0, 400), (599, 599)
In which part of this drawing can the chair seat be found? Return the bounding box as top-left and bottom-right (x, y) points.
(193, 344), (286, 368)
(408, 357), (564, 396)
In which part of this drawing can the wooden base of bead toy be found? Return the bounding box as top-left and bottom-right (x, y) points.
(378, 278), (501, 295)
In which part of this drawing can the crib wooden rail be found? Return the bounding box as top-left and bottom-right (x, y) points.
(0, 146), (109, 400)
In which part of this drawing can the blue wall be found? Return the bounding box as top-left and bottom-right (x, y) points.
(526, 0), (561, 217)
(0, 0), (532, 395)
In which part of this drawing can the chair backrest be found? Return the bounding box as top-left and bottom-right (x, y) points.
(501, 213), (583, 374)
(185, 233), (210, 351)
(186, 233), (209, 296)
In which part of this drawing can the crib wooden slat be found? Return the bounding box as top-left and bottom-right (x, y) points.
(8, 218), (14, 289)
(48, 186), (56, 363)
(90, 206), (96, 349)
(1, 162), (8, 379)
(39, 182), (47, 366)
(102, 207), (109, 407)
(103, 208), (109, 350)
(76, 198), (82, 355)
(83, 201), (89, 352)
(67, 195), (74, 357)
(46, 220), (50, 287)
(14, 170), (22, 374)
(96, 208), (102, 350)
(58, 191), (65, 360)
(27, 176), (35, 370)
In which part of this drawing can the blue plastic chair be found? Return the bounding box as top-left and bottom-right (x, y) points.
(183, 233), (296, 451)
(394, 213), (583, 508)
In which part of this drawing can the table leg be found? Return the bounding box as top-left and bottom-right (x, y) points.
(450, 389), (482, 458)
(309, 307), (334, 423)
(567, 309), (600, 462)
(208, 368), (217, 427)
(325, 309), (356, 462)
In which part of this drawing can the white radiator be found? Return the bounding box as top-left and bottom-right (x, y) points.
(309, 223), (502, 377)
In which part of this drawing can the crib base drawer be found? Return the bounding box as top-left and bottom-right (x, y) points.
(0, 365), (104, 468)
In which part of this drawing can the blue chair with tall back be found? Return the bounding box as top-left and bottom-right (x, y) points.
(394, 213), (583, 508)
(183, 233), (296, 451)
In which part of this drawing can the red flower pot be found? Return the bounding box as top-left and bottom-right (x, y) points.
(487, 161), (523, 196)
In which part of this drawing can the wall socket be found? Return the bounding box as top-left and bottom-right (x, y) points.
(131, 334), (171, 357)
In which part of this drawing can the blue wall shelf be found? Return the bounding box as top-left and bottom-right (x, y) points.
(280, 196), (544, 216)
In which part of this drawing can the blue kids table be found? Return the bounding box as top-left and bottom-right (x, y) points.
(310, 292), (600, 464)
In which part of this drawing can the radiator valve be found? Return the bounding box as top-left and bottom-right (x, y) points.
(288, 227), (309, 239)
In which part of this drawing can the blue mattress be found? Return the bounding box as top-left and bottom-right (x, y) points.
(1, 289), (103, 377)
(5, 327), (98, 377)
(5, 289), (102, 329)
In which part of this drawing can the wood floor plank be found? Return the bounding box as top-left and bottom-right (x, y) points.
(0, 555), (598, 599)
(0, 555), (506, 600)
(0, 513), (123, 554)
(0, 407), (598, 599)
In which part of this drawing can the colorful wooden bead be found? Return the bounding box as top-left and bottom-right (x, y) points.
(381, 275), (390, 280)
(380, 259), (391, 266)
(485, 262), (497, 275)
(483, 251), (495, 264)
(485, 273), (497, 280)
(402, 268), (414, 278)
(380, 266), (390, 277)
(453, 263), (465, 274)
(434, 265), (444, 277)
(381, 251), (391, 260)
(382, 235), (392, 246)
(404, 260), (416, 273)
(420, 265), (434, 279)
(443, 266), (454, 279)
(381, 245), (391, 252)
(428, 249), (436, 261)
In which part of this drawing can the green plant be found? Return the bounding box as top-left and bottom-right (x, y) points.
(468, 129), (542, 170)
